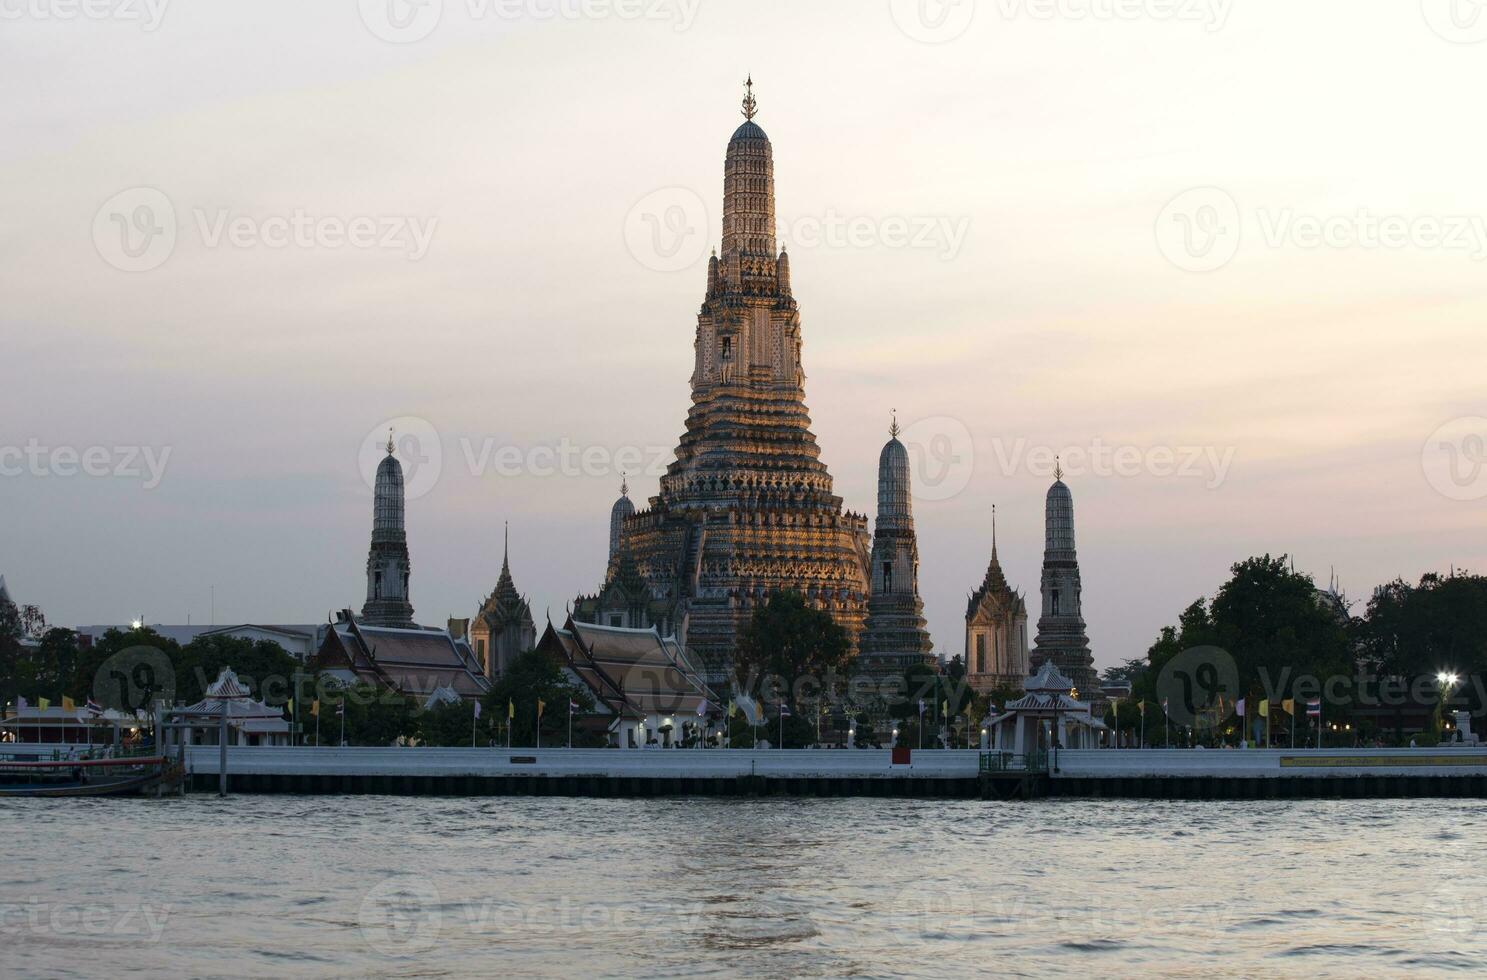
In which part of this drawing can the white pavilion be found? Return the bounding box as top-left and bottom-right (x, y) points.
(984, 661), (1108, 756)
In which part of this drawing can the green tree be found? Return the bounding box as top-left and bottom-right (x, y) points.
(485, 649), (594, 747)
(325, 683), (416, 746)
(418, 699), (484, 747)
(733, 591), (853, 714)
(177, 634), (300, 707)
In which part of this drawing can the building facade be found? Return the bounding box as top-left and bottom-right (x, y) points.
(576, 82), (871, 685)
(964, 508), (1030, 694)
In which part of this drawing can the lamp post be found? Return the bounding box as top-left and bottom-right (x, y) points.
(1436, 671), (1460, 744)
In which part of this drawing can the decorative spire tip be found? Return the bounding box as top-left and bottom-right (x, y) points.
(386, 428), (395, 456)
(741, 74), (758, 121)
(889, 409), (900, 440)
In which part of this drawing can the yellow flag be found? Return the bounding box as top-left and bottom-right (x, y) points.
(61, 696), (76, 712)
(1259, 699), (1270, 717)
(286, 698), (294, 715)
(1283, 699), (1295, 716)
(727, 700), (737, 718)
(537, 699), (547, 720)
(311, 699), (320, 717)
(507, 699), (515, 720)
(38, 697), (50, 710)
(941, 700), (949, 717)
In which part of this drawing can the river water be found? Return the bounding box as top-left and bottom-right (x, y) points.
(2, 795), (1484, 978)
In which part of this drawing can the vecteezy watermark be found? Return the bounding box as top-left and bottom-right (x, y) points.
(358, 0), (700, 44)
(359, 417), (676, 499)
(92, 187), (438, 272)
(93, 646), (177, 714)
(899, 415), (975, 503)
(623, 187), (710, 273)
(1155, 187), (1242, 273)
(992, 0), (1232, 30)
(1157, 187), (1487, 272)
(360, 418), (444, 503)
(0, 0), (170, 30)
(1421, 0), (1487, 43)
(890, 882), (1236, 945)
(1155, 646), (1240, 728)
(359, 876), (442, 956)
(358, 876), (707, 955)
(991, 437), (1237, 489)
(0, 900), (171, 941)
(0, 440), (172, 489)
(779, 211), (971, 261)
(888, 0), (977, 43)
(1422, 417), (1487, 502)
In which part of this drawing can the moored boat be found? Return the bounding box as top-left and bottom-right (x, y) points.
(0, 755), (185, 798)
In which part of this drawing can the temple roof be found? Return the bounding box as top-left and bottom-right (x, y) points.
(540, 617), (716, 721)
(730, 120), (768, 143)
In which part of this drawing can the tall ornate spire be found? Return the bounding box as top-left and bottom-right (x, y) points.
(363, 429), (415, 627)
(859, 423), (933, 677)
(1032, 472), (1096, 703)
(991, 503), (998, 560)
(583, 84), (871, 685)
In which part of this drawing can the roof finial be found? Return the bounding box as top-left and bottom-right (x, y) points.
(1054, 455), (1063, 482)
(741, 74), (757, 121)
(890, 409), (900, 440)
(504, 520), (510, 562)
(386, 427), (395, 456)
(621, 472), (629, 498)
(992, 504), (998, 559)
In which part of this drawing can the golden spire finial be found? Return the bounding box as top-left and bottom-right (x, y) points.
(889, 409), (900, 440)
(1055, 455), (1063, 481)
(621, 472), (629, 498)
(386, 427), (395, 456)
(741, 74), (757, 121)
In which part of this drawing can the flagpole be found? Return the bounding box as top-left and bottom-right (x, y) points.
(340, 705), (346, 747)
(568, 701), (573, 750)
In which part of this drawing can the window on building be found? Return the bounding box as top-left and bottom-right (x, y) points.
(882, 561), (893, 593)
(975, 633), (986, 673)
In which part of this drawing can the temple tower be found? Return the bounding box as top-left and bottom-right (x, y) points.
(471, 524), (537, 679)
(1031, 464), (1098, 700)
(965, 506), (1030, 694)
(582, 79), (871, 685)
(858, 416), (935, 678)
(362, 431), (415, 628)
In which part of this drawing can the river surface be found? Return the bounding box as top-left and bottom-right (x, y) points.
(2, 795), (1485, 978)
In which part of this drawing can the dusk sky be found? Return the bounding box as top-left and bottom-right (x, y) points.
(3, 0), (1484, 668)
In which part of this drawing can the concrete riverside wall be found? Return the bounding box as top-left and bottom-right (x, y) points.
(184, 746), (981, 780)
(1053, 747), (1487, 779)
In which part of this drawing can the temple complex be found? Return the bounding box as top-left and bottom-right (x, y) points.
(470, 525), (537, 679)
(362, 432), (415, 628)
(964, 506), (1030, 694)
(1030, 465), (1099, 703)
(857, 417), (936, 679)
(576, 80), (871, 685)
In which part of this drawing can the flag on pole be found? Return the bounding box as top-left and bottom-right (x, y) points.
(335, 702), (345, 717)
(570, 700), (580, 713)
(61, 696), (76, 712)
(474, 701), (482, 719)
(1283, 699), (1295, 716)
(779, 703), (792, 717)
(85, 698), (103, 716)
(537, 699), (546, 720)
(1236, 698), (1246, 717)
(941, 700), (949, 717)
(727, 700), (737, 719)
(311, 699), (320, 717)
(696, 699), (710, 717)
(917, 699), (925, 716)
(286, 698), (294, 716)
(508, 699), (515, 720)
(1258, 699), (1269, 717)
(17, 696), (29, 711)
(1305, 699), (1321, 717)
(38, 697), (50, 710)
